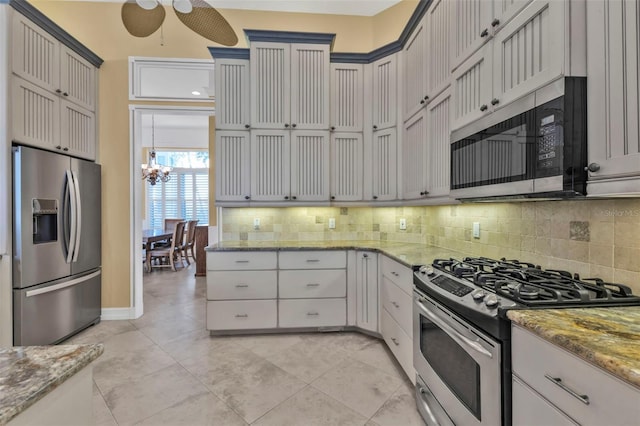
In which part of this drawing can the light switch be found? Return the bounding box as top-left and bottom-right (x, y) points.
(473, 222), (480, 238)
(253, 218), (260, 230)
(328, 218), (336, 229)
(400, 218), (407, 230)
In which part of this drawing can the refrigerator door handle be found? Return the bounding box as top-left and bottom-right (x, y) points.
(25, 270), (101, 297)
(71, 170), (82, 262)
(65, 170), (78, 264)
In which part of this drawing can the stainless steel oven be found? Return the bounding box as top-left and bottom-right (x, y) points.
(413, 289), (502, 426)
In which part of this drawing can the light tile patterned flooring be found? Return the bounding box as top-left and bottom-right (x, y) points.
(68, 264), (424, 426)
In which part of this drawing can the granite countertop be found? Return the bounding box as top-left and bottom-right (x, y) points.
(0, 344), (104, 424)
(207, 240), (463, 268)
(507, 308), (640, 389)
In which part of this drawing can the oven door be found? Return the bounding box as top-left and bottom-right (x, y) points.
(413, 291), (502, 426)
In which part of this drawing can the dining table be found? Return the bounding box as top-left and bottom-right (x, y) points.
(142, 228), (172, 249)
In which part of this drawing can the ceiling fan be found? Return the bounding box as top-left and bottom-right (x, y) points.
(121, 0), (238, 46)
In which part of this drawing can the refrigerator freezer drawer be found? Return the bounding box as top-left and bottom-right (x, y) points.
(13, 269), (101, 345)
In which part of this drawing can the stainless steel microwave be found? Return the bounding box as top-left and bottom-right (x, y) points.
(450, 78), (587, 200)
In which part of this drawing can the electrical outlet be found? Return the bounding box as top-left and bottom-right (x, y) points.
(328, 218), (336, 229)
(473, 222), (480, 238)
(399, 218), (407, 230)
(253, 218), (260, 230)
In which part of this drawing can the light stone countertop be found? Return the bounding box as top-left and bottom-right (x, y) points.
(0, 344), (104, 424)
(206, 240), (463, 269)
(507, 308), (640, 389)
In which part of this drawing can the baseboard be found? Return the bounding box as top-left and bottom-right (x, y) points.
(101, 307), (135, 320)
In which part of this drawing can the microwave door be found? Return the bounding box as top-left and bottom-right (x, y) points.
(70, 158), (101, 275)
(13, 146), (72, 289)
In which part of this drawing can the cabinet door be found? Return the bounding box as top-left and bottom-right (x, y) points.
(330, 133), (364, 201)
(512, 376), (578, 426)
(356, 251), (378, 333)
(451, 0), (493, 70)
(215, 58), (250, 130)
(427, 0), (452, 98)
(492, 0), (534, 33)
(426, 88), (452, 198)
(402, 110), (428, 200)
(250, 42), (290, 129)
(451, 44), (492, 131)
(60, 99), (96, 160)
(12, 13), (60, 94)
(586, 0), (640, 181)
(492, 0), (564, 109)
(12, 78), (60, 151)
(250, 130), (290, 201)
(290, 130), (330, 201)
(215, 130), (251, 201)
(290, 44), (330, 130)
(403, 17), (428, 120)
(60, 46), (96, 112)
(371, 127), (397, 201)
(372, 55), (397, 130)
(330, 63), (364, 132)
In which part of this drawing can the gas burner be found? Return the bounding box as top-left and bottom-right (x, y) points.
(503, 281), (541, 300)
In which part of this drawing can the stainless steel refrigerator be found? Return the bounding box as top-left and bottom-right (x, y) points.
(12, 145), (101, 346)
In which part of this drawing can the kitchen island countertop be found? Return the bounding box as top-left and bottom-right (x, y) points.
(206, 240), (463, 269)
(507, 307), (640, 389)
(0, 344), (104, 424)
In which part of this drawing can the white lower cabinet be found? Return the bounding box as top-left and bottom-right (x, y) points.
(279, 299), (346, 328)
(512, 324), (640, 426)
(279, 269), (346, 298)
(381, 276), (412, 336)
(207, 271), (277, 300)
(207, 300), (277, 330)
(355, 251), (378, 333)
(512, 375), (578, 426)
(381, 307), (414, 382)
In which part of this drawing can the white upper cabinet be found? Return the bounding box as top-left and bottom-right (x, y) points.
(250, 42), (329, 130)
(330, 63), (364, 132)
(372, 54), (397, 131)
(586, 0), (640, 193)
(59, 46), (96, 112)
(426, 0), (452, 99)
(330, 133), (364, 201)
(370, 127), (397, 201)
(426, 88), (452, 198)
(290, 130), (330, 201)
(250, 130), (291, 201)
(402, 109), (428, 200)
(12, 78), (60, 151)
(60, 99), (95, 159)
(215, 58), (250, 130)
(216, 130), (251, 201)
(403, 17), (428, 120)
(451, 0), (493, 70)
(452, 44), (492, 130)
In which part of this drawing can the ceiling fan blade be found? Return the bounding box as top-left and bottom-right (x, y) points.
(173, 0), (238, 46)
(122, 0), (166, 38)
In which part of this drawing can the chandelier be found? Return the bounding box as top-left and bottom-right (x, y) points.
(141, 116), (172, 185)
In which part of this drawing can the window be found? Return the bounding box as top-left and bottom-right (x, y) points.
(146, 151), (209, 228)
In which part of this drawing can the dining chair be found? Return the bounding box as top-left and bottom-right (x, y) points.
(146, 221), (187, 272)
(181, 220), (199, 264)
(164, 218), (185, 232)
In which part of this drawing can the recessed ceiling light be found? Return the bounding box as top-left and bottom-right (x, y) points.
(192, 91), (201, 96)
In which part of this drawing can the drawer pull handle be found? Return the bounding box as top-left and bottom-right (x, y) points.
(391, 301), (400, 308)
(392, 272), (399, 276)
(235, 260), (250, 263)
(235, 284), (249, 288)
(306, 259), (320, 263)
(306, 283), (320, 287)
(391, 337), (400, 346)
(307, 312), (319, 316)
(235, 314), (249, 318)
(544, 375), (590, 405)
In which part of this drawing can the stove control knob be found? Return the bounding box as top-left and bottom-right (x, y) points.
(484, 295), (499, 308)
(471, 289), (486, 301)
(419, 266), (435, 276)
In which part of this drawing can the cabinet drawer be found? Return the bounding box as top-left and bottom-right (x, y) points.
(279, 270), (346, 298)
(207, 251), (277, 270)
(512, 375), (578, 426)
(380, 307), (414, 381)
(278, 299), (346, 328)
(207, 271), (277, 300)
(512, 325), (640, 426)
(279, 251), (346, 269)
(381, 276), (412, 336)
(380, 256), (413, 294)
(206, 300), (277, 330)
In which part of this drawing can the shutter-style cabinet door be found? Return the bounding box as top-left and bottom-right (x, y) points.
(251, 130), (291, 201)
(452, 44), (492, 131)
(60, 99), (96, 160)
(451, 0), (492, 71)
(331, 133), (364, 201)
(250, 42), (290, 129)
(427, 0), (452, 98)
(215, 130), (251, 201)
(372, 55), (397, 131)
(330, 63), (364, 132)
(60, 46), (96, 111)
(291, 131), (330, 201)
(214, 58), (250, 130)
(403, 17), (428, 120)
(290, 44), (330, 130)
(371, 127), (397, 201)
(426, 88), (452, 198)
(12, 78), (60, 151)
(402, 110), (428, 200)
(12, 13), (60, 94)
(356, 251), (378, 333)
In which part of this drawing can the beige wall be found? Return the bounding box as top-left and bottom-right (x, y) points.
(30, 1), (417, 308)
(221, 199), (640, 295)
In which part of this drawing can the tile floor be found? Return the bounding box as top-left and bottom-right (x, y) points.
(67, 264), (424, 426)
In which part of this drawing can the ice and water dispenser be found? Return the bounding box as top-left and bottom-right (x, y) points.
(32, 199), (57, 244)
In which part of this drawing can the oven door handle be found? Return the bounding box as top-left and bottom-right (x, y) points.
(416, 298), (493, 359)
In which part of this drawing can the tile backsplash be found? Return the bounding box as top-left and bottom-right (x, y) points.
(221, 199), (640, 293)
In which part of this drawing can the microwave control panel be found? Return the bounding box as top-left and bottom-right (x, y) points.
(537, 114), (563, 171)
